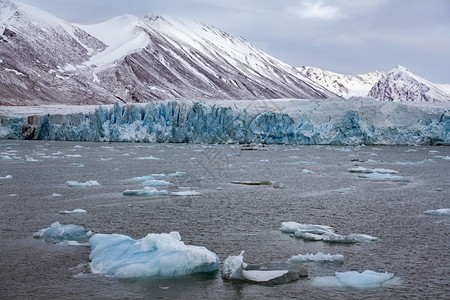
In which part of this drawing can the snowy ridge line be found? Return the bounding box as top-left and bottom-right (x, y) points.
(0, 98), (448, 145)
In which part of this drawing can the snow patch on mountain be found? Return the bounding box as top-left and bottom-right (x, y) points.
(298, 66), (384, 99)
(368, 65), (450, 102)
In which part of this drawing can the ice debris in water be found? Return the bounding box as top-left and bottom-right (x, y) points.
(222, 251), (304, 284)
(301, 169), (313, 174)
(70, 163), (85, 167)
(358, 173), (405, 180)
(89, 231), (219, 278)
(435, 155), (450, 160)
(33, 221), (93, 244)
(312, 270), (395, 288)
(25, 155), (41, 162)
(125, 174), (166, 182)
(59, 209), (87, 215)
(0, 175), (12, 179)
(273, 182), (288, 189)
(168, 171), (187, 177)
(348, 167), (398, 174)
(123, 187), (168, 196)
(142, 179), (173, 187)
(280, 222), (378, 244)
(136, 156), (160, 160)
(52, 193), (61, 197)
(424, 208), (450, 216)
(66, 180), (100, 187)
(170, 191), (202, 196)
(288, 252), (344, 262)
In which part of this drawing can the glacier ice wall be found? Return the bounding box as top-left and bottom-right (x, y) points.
(1, 98), (448, 145)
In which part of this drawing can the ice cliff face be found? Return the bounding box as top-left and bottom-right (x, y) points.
(368, 65), (450, 103)
(1, 98), (448, 145)
(298, 66), (384, 99)
(0, 0), (333, 105)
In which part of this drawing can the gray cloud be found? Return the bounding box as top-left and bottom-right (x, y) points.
(16, 0), (450, 83)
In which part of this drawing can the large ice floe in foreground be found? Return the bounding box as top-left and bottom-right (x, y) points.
(312, 270), (396, 288)
(33, 222), (93, 245)
(221, 251), (307, 285)
(280, 222), (378, 243)
(1, 98), (448, 145)
(89, 232), (219, 278)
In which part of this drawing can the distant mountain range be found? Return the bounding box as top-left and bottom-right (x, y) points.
(0, 0), (449, 106)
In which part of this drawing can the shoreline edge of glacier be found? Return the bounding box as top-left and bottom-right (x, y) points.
(0, 98), (448, 146)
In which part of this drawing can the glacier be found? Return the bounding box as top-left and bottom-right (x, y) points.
(0, 98), (449, 145)
(88, 231), (219, 278)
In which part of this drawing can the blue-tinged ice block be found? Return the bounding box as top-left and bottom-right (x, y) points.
(89, 232), (219, 278)
(33, 221), (93, 244)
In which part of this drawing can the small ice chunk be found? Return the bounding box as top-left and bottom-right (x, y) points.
(171, 191), (202, 196)
(0, 175), (12, 179)
(66, 180), (100, 187)
(142, 179), (173, 187)
(52, 193), (61, 197)
(301, 169), (313, 174)
(288, 252), (344, 262)
(358, 173), (405, 180)
(424, 208), (450, 216)
(136, 156), (160, 160)
(273, 182), (288, 189)
(25, 155), (41, 162)
(168, 171), (187, 177)
(348, 234), (379, 242)
(242, 270), (289, 282)
(123, 187), (168, 196)
(70, 163), (85, 167)
(322, 232), (358, 244)
(9, 194), (17, 197)
(66, 154), (82, 158)
(59, 209), (87, 215)
(89, 232), (219, 278)
(334, 270), (395, 288)
(100, 158), (112, 161)
(33, 221), (93, 244)
(258, 159), (269, 163)
(435, 155), (450, 160)
(280, 222), (334, 234)
(348, 167), (398, 174)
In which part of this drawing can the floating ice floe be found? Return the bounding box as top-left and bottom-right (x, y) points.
(424, 208), (450, 216)
(136, 156), (160, 160)
(66, 154), (82, 158)
(171, 191), (202, 196)
(168, 171), (187, 177)
(312, 270), (396, 288)
(358, 173), (405, 180)
(142, 179), (173, 187)
(288, 252), (344, 262)
(231, 180), (272, 186)
(222, 251), (306, 285)
(66, 180), (100, 187)
(33, 221), (93, 244)
(70, 163), (85, 167)
(0, 175), (12, 179)
(59, 209), (87, 215)
(123, 187), (168, 196)
(100, 158), (112, 161)
(395, 159), (434, 165)
(435, 155), (450, 160)
(273, 182), (288, 189)
(280, 222), (378, 244)
(25, 155), (41, 162)
(301, 169), (313, 174)
(258, 159), (269, 163)
(52, 193), (61, 197)
(292, 161), (317, 165)
(348, 167), (398, 174)
(89, 231), (219, 278)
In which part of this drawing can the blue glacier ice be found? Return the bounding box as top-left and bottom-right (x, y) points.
(89, 232), (219, 278)
(1, 98), (448, 145)
(33, 221), (93, 244)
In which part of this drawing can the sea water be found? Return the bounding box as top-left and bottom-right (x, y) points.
(0, 141), (448, 299)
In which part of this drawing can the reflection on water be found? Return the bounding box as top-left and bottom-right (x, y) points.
(0, 141), (449, 299)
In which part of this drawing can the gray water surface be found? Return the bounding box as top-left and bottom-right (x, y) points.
(0, 141), (449, 299)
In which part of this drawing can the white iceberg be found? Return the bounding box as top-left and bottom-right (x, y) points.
(0, 175), (12, 179)
(424, 208), (450, 216)
(66, 180), (100, 187)
(33, 221), (93, 244)
(89, 231), (219, 278)
(288, 252), (344, 262)
(59, 208), (87, 215)
(122, 187), (168, 196)
(280, 222), (334, 234)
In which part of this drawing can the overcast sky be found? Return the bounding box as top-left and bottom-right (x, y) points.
(17, 0), (450, 83)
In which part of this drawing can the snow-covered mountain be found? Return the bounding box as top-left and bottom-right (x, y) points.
(368, 65), (450, 102)
(0, 0), (334, 105)
(298, 66), (384, 99)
